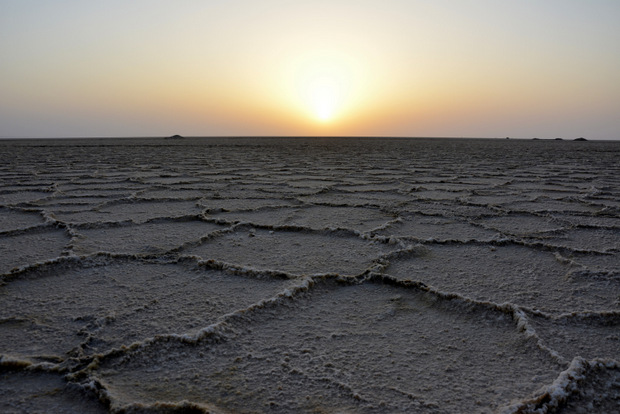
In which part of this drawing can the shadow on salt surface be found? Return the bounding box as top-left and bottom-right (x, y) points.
(0, 369), (106, 414)
(0, 228), (69, 274)
(385, 244), (617, 314)
(375, 214), (499, 241)
(51, 200), (202, 224)
(210, 205), (396, 233)
(92, 279), (563, 413)
(0, 259), (299, 358)
(72, 220), (225, 255)
(184, 227), (396, 276)
(0, 208), (46, 232)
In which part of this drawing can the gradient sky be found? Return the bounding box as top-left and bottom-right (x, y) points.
(1, 0), (619, 139)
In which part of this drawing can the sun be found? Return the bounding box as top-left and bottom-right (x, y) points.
(304, 75), (341, 122)
(286, 54), (355, 125)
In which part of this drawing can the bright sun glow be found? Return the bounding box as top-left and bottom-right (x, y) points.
(282, 52), (362, 126)
(305, 75), (341, 122)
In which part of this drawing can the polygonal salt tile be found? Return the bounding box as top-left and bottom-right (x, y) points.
(184, 228), (396, 276)
(529, 313), (620, 361)
(535, 228), (619, 253)
(476, 214), (565, 236)
(211, 206), (396, 233)
(0, 260), (299, 358)
(0, 229), (68, 274)
(92, 279), (564, 413)
(385, 244), (616, 314)
(0, 208), (46, 232)
(376, 215), (499, 242)
(200, 198), (299, 212)
(507, 199), (602, 214)
(72, 220), (225, 255)
(51, 200), (202, 224)
(0, 191), (51, 205)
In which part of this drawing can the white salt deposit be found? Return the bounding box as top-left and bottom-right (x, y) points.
(0, 137), (618, 413)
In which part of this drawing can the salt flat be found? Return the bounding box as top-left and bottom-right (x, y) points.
(1, 137), (618, 413)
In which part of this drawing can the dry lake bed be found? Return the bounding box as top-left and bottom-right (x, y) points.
(1, 137), (619, 413)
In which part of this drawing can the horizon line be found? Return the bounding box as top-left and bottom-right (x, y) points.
(0, 135), (612, 141)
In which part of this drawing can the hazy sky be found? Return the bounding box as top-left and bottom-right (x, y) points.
(1, 0), (619, 139)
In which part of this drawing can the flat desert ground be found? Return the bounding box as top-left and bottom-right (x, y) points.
(1, 137), (619, 413)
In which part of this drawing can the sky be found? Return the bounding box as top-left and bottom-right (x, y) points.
(1, 0), (619, 139)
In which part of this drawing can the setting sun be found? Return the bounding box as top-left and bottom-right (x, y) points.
(305, 75), (340, 122)
(279, 51), (365, 128)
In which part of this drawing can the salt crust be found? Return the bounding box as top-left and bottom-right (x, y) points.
(1, 137), (618, 413)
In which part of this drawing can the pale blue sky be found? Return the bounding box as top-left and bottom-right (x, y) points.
(1, 0), (619, 139)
